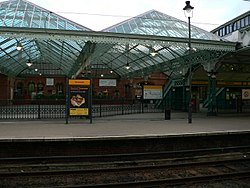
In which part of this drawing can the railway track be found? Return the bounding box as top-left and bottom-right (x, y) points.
(1, 145), (250, 164)
(0, 150), (250, 187)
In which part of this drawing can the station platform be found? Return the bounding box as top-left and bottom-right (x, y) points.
(0, 112), (249, 141)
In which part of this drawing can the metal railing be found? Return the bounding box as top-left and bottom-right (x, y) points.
(0, 99), (164, 120)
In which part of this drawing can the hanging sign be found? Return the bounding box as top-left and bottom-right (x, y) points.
(99, 79), (117, 86)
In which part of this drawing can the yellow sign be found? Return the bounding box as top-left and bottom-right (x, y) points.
(192, 81), (208, 85)
(217, 81), (250, 86)
(70, 108), (89, 116)
(69, 79), (90, 86)
(143, 85), (162, 89)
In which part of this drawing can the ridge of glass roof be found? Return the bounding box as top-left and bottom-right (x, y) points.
(103, 10), (225, 41)
(0, 0), (91, 31)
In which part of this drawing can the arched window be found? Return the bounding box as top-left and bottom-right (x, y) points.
(37, 83), (44, 94)
(16, 82), (23, 96)
(28, 82), (35, 96)
(125, 84), (131, 98)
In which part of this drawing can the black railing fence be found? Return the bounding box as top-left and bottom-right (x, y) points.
(1, 98), (249, 120)
(0, 99), (164, 120)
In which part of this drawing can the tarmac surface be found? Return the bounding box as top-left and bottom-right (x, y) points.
(0, 112), (249, 140)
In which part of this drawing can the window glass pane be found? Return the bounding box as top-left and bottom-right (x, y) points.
(229, 24), (232, 33)
(123, 23), (131, 33)
(241, 18), (245, 28)
(221, 28), (225, 36)
(37, 83), (44, 94)
(237, 20), (241, 29)
(225, 26), (229, 35)
(245, 17), (249, 26)
(28, 82), (35, 95)
(16, 82), (23, 96)
(233, 22), (237, 31)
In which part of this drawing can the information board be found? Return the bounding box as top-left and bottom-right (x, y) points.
(143, 85), (163, 99)
(99, 79), (117, 86)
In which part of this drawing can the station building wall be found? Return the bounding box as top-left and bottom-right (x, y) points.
(0, 72), (167, 101)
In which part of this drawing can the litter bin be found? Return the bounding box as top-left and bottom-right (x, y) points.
(165, 108), (171, 120)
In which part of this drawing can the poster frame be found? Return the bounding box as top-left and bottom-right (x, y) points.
(66, 79), (92, 124)
(142, 85), (163, 100)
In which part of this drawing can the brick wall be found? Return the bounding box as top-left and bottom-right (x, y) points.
(0, 74), (15, 100)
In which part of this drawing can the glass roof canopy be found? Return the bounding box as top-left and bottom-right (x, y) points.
(0, 0), (91, 77)
(0, 0), (236, 78)
(91, 10), (234, 78)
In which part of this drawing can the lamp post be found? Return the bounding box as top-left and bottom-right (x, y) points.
(183, 1), (194, 124)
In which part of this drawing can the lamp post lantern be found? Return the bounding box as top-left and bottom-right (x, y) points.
(183, 1), (194, 124)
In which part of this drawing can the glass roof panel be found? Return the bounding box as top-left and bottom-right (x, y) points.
(104, 10), (224, 41)
(0, 0), (91, 31)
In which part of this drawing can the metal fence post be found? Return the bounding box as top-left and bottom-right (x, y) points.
(38, 102), (40, 119)
(142, 100), (144, 113)
(99, 103), (102, 117)
(122, 98), (124, 115)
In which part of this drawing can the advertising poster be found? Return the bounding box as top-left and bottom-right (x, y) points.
(68, 79), (91, 116)
(242, 89), (250, 100)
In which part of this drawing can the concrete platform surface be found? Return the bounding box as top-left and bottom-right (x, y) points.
(0, 112), (249, 140)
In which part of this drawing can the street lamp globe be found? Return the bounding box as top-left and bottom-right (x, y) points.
(183, 1), (194, 18)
